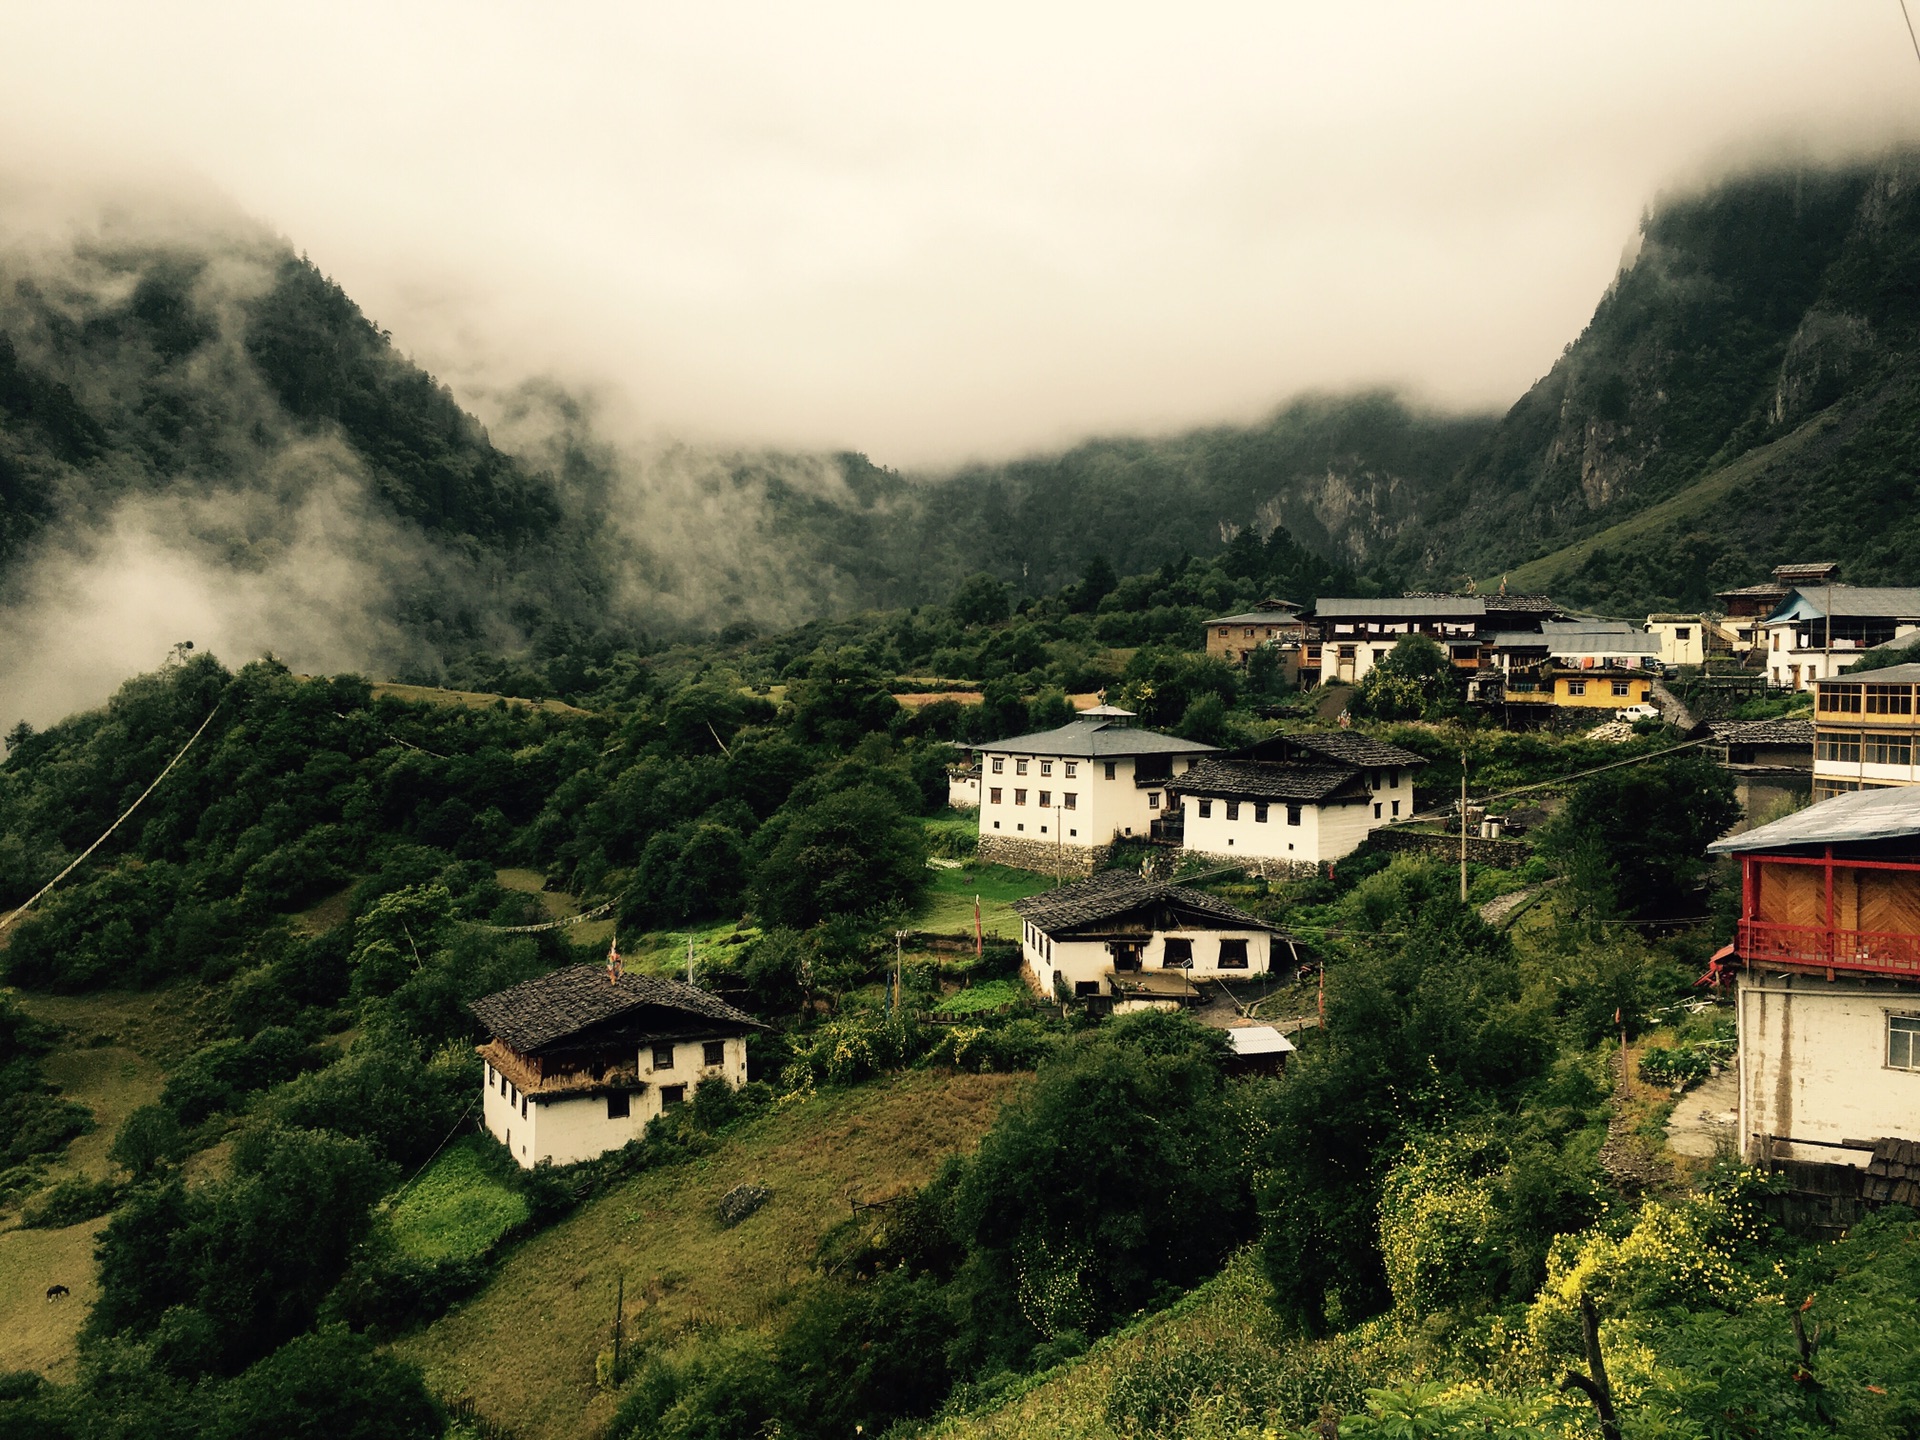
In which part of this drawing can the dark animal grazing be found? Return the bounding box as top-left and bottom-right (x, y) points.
(46, 1284), (70, 1301)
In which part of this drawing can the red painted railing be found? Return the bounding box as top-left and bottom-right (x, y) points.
(1737, 919), (1920, 977)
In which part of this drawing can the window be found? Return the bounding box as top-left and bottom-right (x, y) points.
(1866, 735), (1913, 766)
(1104, 762), (1117, 780)
(1198, 799), (1213, 818)
(1675, 627), (1691, 641)
(1162, 938), (1193, 969)
(520, 1095), (528, 1119)
(1287, 804), (1301, 826)
(704, 1040), (727, 1067)
(991, 756), (1004, 773)
(1373, 803), (1382, 819)
(1075, 980), (1101, 997)
(1217, 939), (1249, 970)
(485, 1062), (493, 1085)
(1254, 802), (1269, 823)
(1016, 758), (1029, 775)
(1063, 792), (1077, 809)
(1816, 732), (1862, 764)
(1040, 760), (1053, 776)
(652, 1044), (675, 1069)
(1813, 777), (1861, 800)
(1611, 680), (1631, 697)
(1065, 762), (1077, 778)
(1387, 768), (1399, 788)
(1819, 683), (1863, 714)
(989, 786), (1003, 804)
(661, 1085), (687, 1107)
(1226, 801), (1240, 821)
(1014, 788), (1028, 805)
(607, 1092), (630, 1119)
(1392, 799), (1401, 817)
(1338, 645), (1356, 661)
(1889, 1014), (1920, 1070)
(1218, 627), (1229, 637)
(1148, 791), (1160, 809)
(1866, 684), (1915, 715)
(1567, 680), (1586, 696)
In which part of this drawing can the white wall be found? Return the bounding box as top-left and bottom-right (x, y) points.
(947, 772), (980, 809)
(1179, 769), (1409, 864)
(1022, 919), (1271, 997)
(1647, 620), (1705, 667)
(979, 751), (1201, 851)
(482, 1034), (749, 1170)
(1736, 971), (1920, 1166)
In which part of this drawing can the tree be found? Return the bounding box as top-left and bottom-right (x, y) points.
(1351, 634), (1453, 720)
(1536, 756), (1740, 920)
(949, 573), (1010, 627)
(1075, 555), (1118, 612)
(749, 786), (929, 929)
(211, 1326), (442, 1440)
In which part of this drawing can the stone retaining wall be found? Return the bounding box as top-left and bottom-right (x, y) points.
(1178, 852), (1320, 882)
(976, 834), (1110, 877)
(1365, 829), (1534, 867)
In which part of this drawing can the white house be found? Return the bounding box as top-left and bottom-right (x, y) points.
(1645, 614), (1708, 667)
(471, 965), (763, 1168)
(973, 711), (1215, 875)
(1757, 585), (1920, 691)
(1014, 870), (1281, 1004)
(1166, 731), (1427, 872)
(947, 764), (981, 810)
(1707, 787), (1920, 1174)
(1313, 596), (1487, 684)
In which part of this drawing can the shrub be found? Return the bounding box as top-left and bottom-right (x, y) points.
(21, 1176), (119, 1229)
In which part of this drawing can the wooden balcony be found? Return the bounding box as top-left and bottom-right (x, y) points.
(1736, 919), (1920, 978)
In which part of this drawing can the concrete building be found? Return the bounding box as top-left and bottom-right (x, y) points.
(1758, 585), (1920, 692)
(1162, 731), (1426, 872)
(1646, 614), (1711, 667)
(1203, 600), (1307, 667)
(972, 712), (1214, 875)
(1704, 716), (1813, 830)
(471, 966), (761, 1168)
(1014, 869), (1280, 1006)
(1812, 663), (1920, 801)
(1708, 787), (1920, 1173)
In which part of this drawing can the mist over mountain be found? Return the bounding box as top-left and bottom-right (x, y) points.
(5, 150), (1920, 729)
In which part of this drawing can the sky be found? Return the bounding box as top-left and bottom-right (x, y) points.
(2, 3), (1920, 468)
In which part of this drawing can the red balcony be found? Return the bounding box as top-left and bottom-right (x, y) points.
(1735, 918), (1920, 978)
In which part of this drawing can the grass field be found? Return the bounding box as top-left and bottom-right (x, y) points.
(397, 1069), (1022, 1440)
(388, 1140), (529, 1262)
(0, 1217), (109, 1384)
(917, 864), (1056, 939)
(924, 1251), (1281, 1440)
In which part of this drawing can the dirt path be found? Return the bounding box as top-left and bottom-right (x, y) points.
(1477, 879), (1560, 929)
(1649, 677), (1698, 732)
(1664, 1068), (1739, 1159)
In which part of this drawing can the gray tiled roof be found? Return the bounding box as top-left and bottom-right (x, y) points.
(1708, 785), (1920, 854)
(471, 965), (763, 1053)
(1315, 596), (1486, 620)
(1254, 731), (1429, 769)
(972, 718), (1216, 758)
(1708, 718), (1815, 746)
(1170, 757), (1367, 803)
(1014, 870), (1273, 934)
(1836, 662), (1920, 684)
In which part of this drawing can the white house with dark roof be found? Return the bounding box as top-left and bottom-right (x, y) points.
(1013, 870), (1281, 1005)
(471, 966), (763, 1168)
(1166, 731), (1427, 870)
(972, 712), (1215, 875)
(1758, 586), (1920, 691)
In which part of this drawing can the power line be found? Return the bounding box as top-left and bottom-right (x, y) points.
(1901, 0), (1920, 72)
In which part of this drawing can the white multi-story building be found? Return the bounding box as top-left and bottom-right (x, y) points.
(1645, 614), (1709, 667)
(1758, 585), (1920, 692)
(972, 709), (1214, 875)
(471, 966), (761, 1168)
(1313, 597), (1487, 684)
(1812, 663), (1920, 801)
(1166, 731), (1426, 871)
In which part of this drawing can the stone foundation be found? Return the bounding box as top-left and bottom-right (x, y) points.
(1178, 851), (1320, 882)
(976, 833), (1110, 877)
(1365, 829), (1533, 867)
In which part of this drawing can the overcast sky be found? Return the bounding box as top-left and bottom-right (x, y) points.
(4, 3), (1919, 467)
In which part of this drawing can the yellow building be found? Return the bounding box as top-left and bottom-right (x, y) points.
(1553, 670), (1654, 709)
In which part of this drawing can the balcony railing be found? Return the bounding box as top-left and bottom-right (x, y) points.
(1737, 919), (1920, 978)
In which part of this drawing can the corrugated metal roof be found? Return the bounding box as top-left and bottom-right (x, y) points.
(1829, 662), (1920, 685)
(1707, 785), (1920, 854)
(1227, 1025), (1297, 1056)
(973, 718), (1216, 758)
(1486, 631), (1552, 648)
(1314, 596), (1486, 619)
(1204, 610), (1304, 626)
(1768, 586), (1920, 620)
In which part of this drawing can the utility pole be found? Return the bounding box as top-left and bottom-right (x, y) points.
(686, 933), (695, 987)
(892, 930), (906, 1015)
(1459, 751), (1469, 905)
(613, 1271), (624, 1385)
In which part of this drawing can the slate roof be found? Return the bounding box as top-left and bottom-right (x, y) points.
(1772, 562), (1840, 582)
(972, 718), (1216, 758)
(471, 965), (763, 1053)
(1708, 718), (1815, 746)
(1836, 662), (1920, 685)
(1315, 596), (1485, 620)
(1014, 870), (1274, 934)
(1252, 730), (1428, 769)
(1718, 582), (1789, 598)
(1170, 757), (1366, 803)
(1478, 594), (1563, 614)
(1205, 606), (1303, 626)
(1708, 786), (1920, 855)
(1771, 586), (1920, 620)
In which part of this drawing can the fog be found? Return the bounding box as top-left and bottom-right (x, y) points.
(3, 4), (1917, 468)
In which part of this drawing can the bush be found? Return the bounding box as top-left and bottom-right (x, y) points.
(209, 1324), (442, 1440)
(21, 1176), (119, 1228)
(750, 786), (930, 928)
